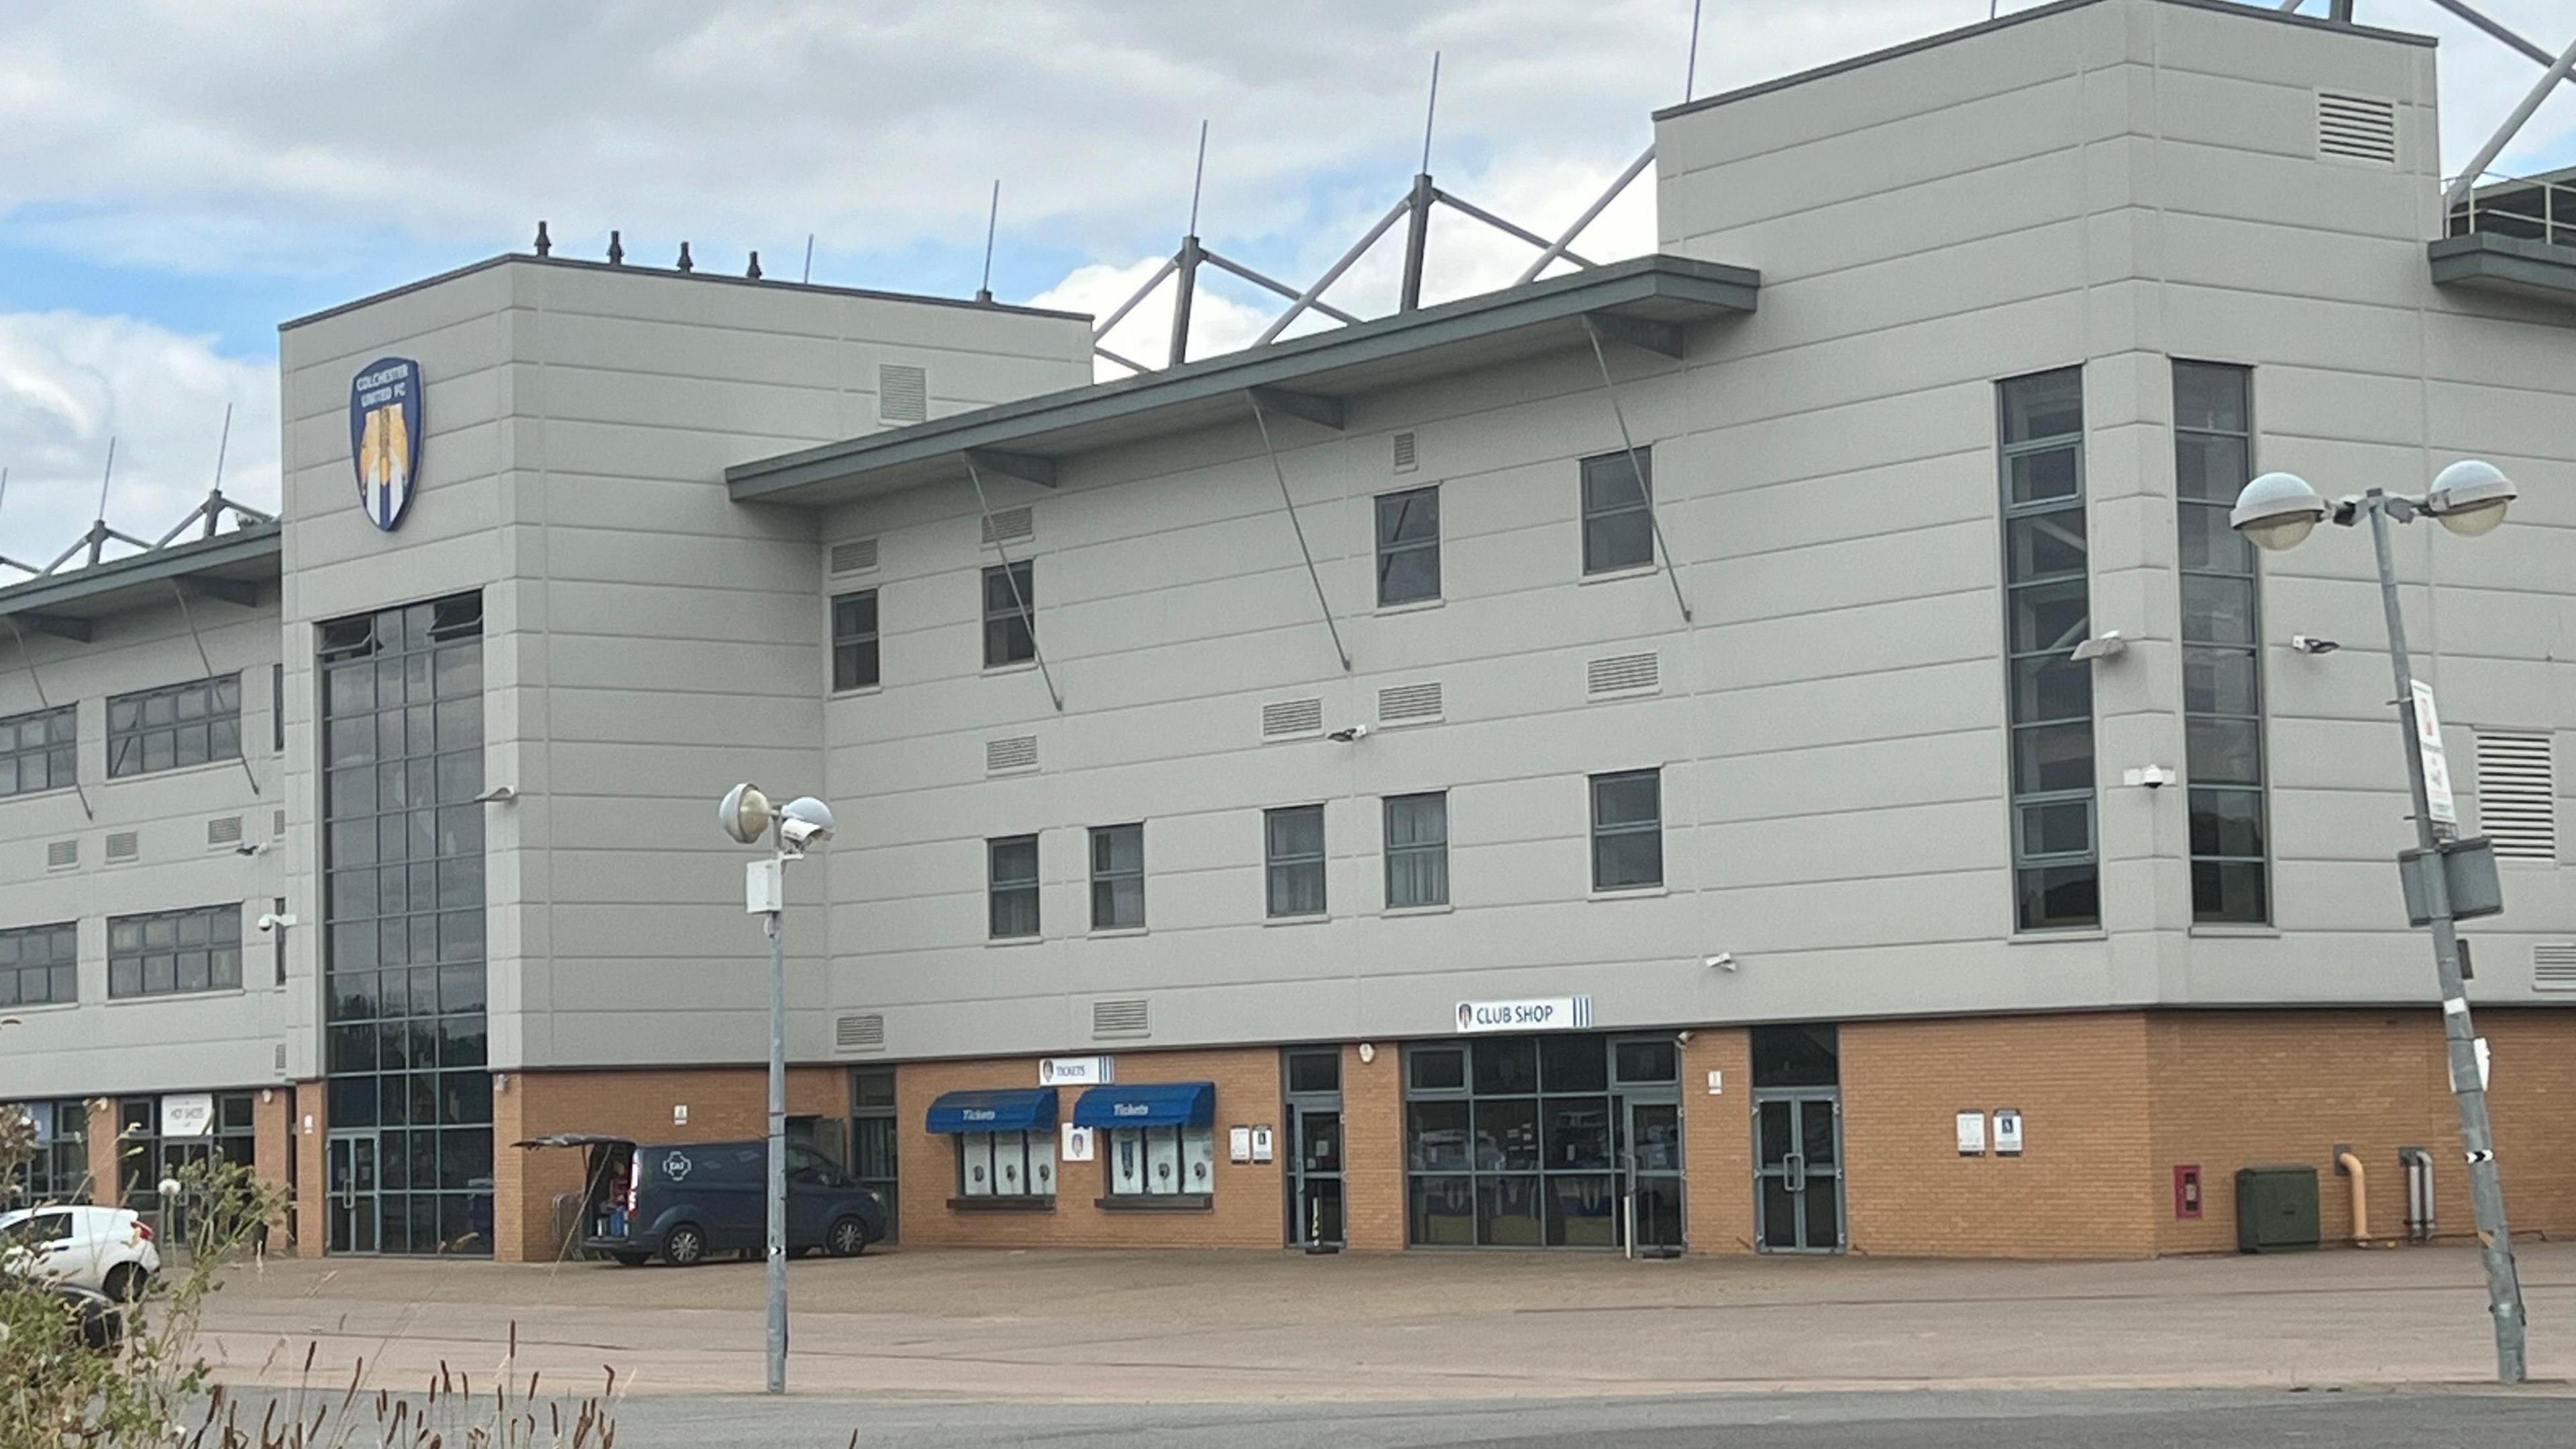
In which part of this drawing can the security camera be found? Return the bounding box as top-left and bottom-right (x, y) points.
(775, 796), (837, 856)
(1705, 953), (1735, 971)
(2290, 635), (2341, 655)
(256, 912), (299, 933)
(233, 841), (270, 857)
(1327, 724), (1371, 743)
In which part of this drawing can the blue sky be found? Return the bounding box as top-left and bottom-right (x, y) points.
(1, 0), (2568, 559)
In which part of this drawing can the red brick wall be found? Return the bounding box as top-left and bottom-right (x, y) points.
(253, 1085), (293, 1243)
(1680, 1029), (1754, 1253)
(1342, 1042), (1405, 1250)
(291, 1082), (325, 1254)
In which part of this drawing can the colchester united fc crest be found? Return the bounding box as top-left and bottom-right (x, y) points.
(348, 357), (425, 531)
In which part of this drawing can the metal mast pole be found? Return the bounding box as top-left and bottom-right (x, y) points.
(2365, 491), (2525, 1384)
(765, 886), (788, 1394)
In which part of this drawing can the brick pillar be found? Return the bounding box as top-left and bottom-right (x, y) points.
(292, 1083), (327, 1254)
(1679, 1028), (1754, 1254)
(1342, 1042), (1405, 1250)
(84, 1099), (122, 1208)
(254, 1087), (292, 1248)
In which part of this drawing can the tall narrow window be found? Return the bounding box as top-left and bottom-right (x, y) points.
(1265, 805), (1326, 918)
(1999, 368), (2099, 930)
(1580, 449), (1654, 575)
(1383, 792), (1449, 908)
(1089, 824), (1144, 930)
(831, 589), (879, 691)
(1589, 769), (1664, 890)
(1376, 486), (1441, 606)
(272, 663), (286, 753)
(988, 835), (1040, 938)
(2174, 362), (2267, 924)
(982, 562), (1034, 668)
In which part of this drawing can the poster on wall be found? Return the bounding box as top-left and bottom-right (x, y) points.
(1953, 1109), (1986, 1157)
(1061, 1122), (1095, 1163)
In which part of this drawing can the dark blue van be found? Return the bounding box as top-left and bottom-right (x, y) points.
(531, 1135), (887, 1267)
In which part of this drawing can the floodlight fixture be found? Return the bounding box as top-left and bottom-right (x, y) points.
(2231, 471), (2328, 552)
(718, 782), (773, 845)
(2425, 459), (2515, 537)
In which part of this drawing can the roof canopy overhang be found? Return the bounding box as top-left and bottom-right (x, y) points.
(726, 255), (1759, 509)
(0, 523), (282, 644)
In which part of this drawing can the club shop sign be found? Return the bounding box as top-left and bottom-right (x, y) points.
(1455, 995), (1594, 1034)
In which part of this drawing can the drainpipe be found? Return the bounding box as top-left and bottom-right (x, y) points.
(2400, 1146), (2435, 1242)
(2336, 1148), (2377, 1247)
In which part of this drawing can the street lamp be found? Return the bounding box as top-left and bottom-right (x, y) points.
(717, 783), (836, 1396)
(2232, 462), (2526, 1385)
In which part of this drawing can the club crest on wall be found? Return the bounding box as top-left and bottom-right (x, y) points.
(349, 357), (425, 531)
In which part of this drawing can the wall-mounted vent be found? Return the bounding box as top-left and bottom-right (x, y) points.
(44, 839), (77, 870)
(980, 506), (1035, 546)
(1377, 681), (1444, 725)
(878, 364), (928, 424)
(1587, 651), (1662, 699)
(1262, 697), (1325, 740)
(2475, 731), (2556, 861)
(2317, 91), (2398, 165)
(274, 1043), (288, 1073)
(835, 1013), (888, 1051)
(105, 830), (140, 864)
(828, 538), (880, 576)
(2535, 944), (2576, 993)
(1393, 431), (1419, 474)
(1091, 997), (1150, 1039)
(274, 809), (288, 840)
(207, 816), (244, 849)
(985, 735), (1040, 774)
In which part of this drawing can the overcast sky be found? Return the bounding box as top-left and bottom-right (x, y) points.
(1, 0), (2568, 561)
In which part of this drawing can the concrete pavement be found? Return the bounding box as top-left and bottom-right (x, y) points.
(191, 1240), (2576, 1404)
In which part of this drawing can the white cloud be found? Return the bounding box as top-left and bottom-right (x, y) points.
(0, 313), (278, 566)
(1029, 255), (1280, 381)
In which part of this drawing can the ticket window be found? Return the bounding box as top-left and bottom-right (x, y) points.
(957, 1130), (1054, 1200)
(1106, 1125), (1214, 1199)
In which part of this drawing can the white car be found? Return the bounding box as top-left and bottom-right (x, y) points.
(1, 1205), (160, 1300)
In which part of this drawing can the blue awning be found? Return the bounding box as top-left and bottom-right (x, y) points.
(1071, 1081), (1216, 1129)
(925, 1087), (1057, 1134)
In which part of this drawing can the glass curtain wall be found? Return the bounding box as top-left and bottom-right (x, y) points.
(320, 594), (490, 1254)
(1404, 1036), (1626, 1248)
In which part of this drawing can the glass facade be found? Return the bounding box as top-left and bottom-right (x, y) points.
(117, 1092), (255, 1240)
(1402, 1034), (1678, 1249)
(2174, 362), (2269, 924)
(319, 593), (490, 1255)
(5, 1099), (89, 1206)
(1998, 368), (2100, 930)
(107, 674), (241, 778)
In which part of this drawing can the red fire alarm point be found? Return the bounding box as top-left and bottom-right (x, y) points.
(2174, 1163), (2202, 1220)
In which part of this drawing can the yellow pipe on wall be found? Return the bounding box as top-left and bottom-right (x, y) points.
(2339, 1151), (2379, 1247)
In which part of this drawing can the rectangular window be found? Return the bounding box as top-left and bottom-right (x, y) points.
(1265, 805), (1326, 918)
(2174, 361), (2267, 924)
(1089, 824), (1144, 930)
(8, 1099), (90, 1206)
(0, 704), (76, 798)
(106, 904), (241, 999)
(1589, 769), (1663, 891)
(0, 921), (77, 1007)
(1580, 448), (1654, 575)
(1104, 1124), (1216, 1198)
(831, 589), (879, 692)
(988, 834), (1040, 938)
(956, 1128), (1055, 1199)
(106, 674), (241, 779)
(1375, 486), (1441, 606)
(982, 561), (1035, 668)
(1999, 368), (2100, 930)
(272, 662), (285, 753)
(1403, 1036), (1636, 1248)
(1384, 792), (1449, 908)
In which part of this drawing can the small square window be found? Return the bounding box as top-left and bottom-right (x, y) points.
(982, 563), (1035, 668)
(988, 835), (1040, 939)
(1580, 449), (1653, 575)
(831, 589), (879, 691)
(1375, 486), (1441, 606)
(1383, 792), (1448, 908)
(1589, 769), (1662, 891)
(1089, 823), (1144, 930)
(1265, 805), (1326, 918)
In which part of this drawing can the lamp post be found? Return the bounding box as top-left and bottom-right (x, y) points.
(717, 783), (836, 1396)
(2230, 459), (2527, 1385)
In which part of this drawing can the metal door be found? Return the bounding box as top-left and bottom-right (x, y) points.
(1289, 1106), (1345, 1247)
(1753, 1095), (1843, 1253)
(1623, 1097), (1685, 1250)
(325, 1132), (379, 1255)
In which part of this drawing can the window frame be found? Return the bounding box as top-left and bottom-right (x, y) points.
(987, 833), (1040, 940)
(1588, 769), (1664, 892)
(106, 674), (242, 780)
(1383, 791), (1450, 910)
(1375, 484), (1442, 606)
(1101, 1123), (1216, 1200)
(106, 904), (243, 1000)
(2173, 360), (2270, 925)
(830, 588), (880, 692)
(1088, 823), (1145, 932)
(953, 1128), (1056, 1201)
(981, 561), (1036, 669)
(0, 704), (76, 800)
(0, 920), (78, 1008)
(1579, 447), (1655, 576)
(1264, 804), (1328, 919)
(1997, 367), (2101, 932)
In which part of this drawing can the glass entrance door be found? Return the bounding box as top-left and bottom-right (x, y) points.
(1290, 1107), (1344, 1246)
(326, 1132), (379, 1254)
(1754, 1095), (1841, 1252)
(1623, 1098), (1684, 1250)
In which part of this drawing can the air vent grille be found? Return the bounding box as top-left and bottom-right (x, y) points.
(1377, 681), (1443, 725)
(44, 839), (76, 870)
(828, 538), (879, 575)
(274, 1043), (288, 1072)
(835, 1013), (887, 1051)
(1587, 651), (1662, 698)
(878, 364), (928, 423)
(2475, 731), (2556, 861)
(2535, 945), (2576, 993)
(985, 735), (1039, 774)
(1262, 698), (1325, 739)
(207, 816), (244, 848)
(2317, 91), (2398, 165)
(980, 507), (1034, 545)
(274, 810), (288, 839)
(1091, 998), (1150, 1039)
(105, 830), (139, 863)
(1393, 431), (1418, 473)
